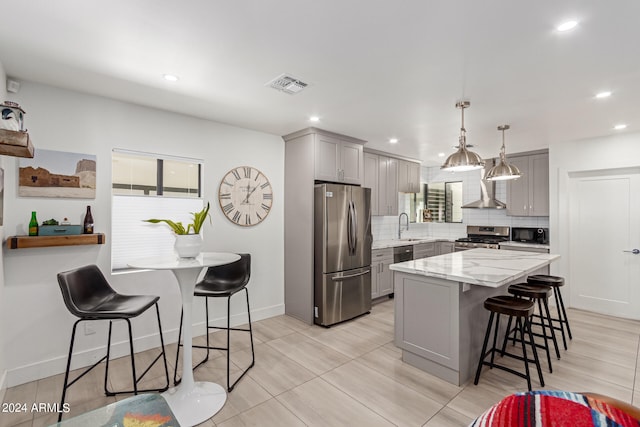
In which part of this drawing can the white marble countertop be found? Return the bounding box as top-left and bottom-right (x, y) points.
(389, 248), (560, 288)
(499, 241), (550, 250)
(373, 238), (454, 250)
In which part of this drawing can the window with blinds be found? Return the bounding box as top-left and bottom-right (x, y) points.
(111, 150), (203, 271)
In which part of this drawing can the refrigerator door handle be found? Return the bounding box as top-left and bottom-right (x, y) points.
(347, 201), (353, 254)
(352, 201), (358, 253)
(332, 269), (371, 280)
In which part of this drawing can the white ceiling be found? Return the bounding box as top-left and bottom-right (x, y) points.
(1, 1), (638, 165)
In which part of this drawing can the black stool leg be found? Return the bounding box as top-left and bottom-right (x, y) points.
(535, 298), (553, 373)
(553, 289), (568, 349)
(154, 303), (170, 390)
(227, 288), (256, 392)
(127, 319), (139, 395)
(474, 312), (495, 385)
(59, 320), (80, 423)
(173, 310), (183, 385)
(525, 317), (544, 387)
(556, 288), (573, 340)
(518, 317), (532, 391)
(541, 297), (561, 359)
(104, 321), (114, 395)
(489, 314), (501, 368)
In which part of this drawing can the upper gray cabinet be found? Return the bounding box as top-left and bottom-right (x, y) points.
(507, 151), (549, 216)
(315, 133), (364, 185)
(397, 160), (421, 193)
(363, 152), (398, 216)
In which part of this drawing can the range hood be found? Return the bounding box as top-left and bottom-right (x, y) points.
(462, 159), (506, 209)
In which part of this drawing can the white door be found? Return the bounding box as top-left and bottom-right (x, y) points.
(569, 170), (640, 318)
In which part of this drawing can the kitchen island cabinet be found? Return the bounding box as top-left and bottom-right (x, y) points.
(391, 248), (559, 386)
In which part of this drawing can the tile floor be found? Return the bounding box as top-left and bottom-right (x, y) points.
(2, 299), (640, 426)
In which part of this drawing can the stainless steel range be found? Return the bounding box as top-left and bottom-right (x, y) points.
(454, 226), (510, 251)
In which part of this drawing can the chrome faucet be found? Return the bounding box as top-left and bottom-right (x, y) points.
(398, 212), (409, 239)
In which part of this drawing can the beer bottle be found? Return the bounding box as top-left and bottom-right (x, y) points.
(28, 212), (38, 236)
(83, 206), (94, 234)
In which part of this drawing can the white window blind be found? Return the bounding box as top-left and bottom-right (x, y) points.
(111, 196), (204, 271)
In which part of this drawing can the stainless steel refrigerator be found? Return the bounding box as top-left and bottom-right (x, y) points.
(314, 183), (372, 326)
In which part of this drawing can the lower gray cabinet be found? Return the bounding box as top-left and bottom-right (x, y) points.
(437, 241), (455, 255)
(372, 248), (394, 298)
(413, 242), (436, 260)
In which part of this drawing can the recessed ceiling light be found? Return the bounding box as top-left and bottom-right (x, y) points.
(163, 74), (179, 82)
(389, 138), (398, 144)
(438, 152), (445, 157)
(557, 20), (578, 32)
(595, 91), (612, 99)
(309, 116), (320, 122)
(614, 124), (627, 130)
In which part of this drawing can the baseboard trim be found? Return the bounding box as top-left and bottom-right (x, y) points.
(5, 303), (284, 388)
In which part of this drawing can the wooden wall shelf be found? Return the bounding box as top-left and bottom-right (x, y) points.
(6, 233), (106, 249)
(0, 128), (34, 158)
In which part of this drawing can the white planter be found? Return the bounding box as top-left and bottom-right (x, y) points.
(174, 234), (202, 258)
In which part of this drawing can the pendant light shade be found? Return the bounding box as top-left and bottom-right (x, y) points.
(485, 125), (522, 181)
(441, 101), (485, 171)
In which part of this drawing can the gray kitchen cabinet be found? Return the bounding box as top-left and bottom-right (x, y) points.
(315, 132), (364, 185)
(397, 159), (421, 193)
(437, 241), (455, 255)
(282, 127), (367, 324)
(372, 248), (394, 298)
(378, 156), (398, 216)
(363, 151), (398, 216)
(413, 242), (436, 259)
(363, 152), (380, 215)
(507, 151), (549, 216)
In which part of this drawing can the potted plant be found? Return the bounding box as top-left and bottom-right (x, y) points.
(144, 202), (211, 258)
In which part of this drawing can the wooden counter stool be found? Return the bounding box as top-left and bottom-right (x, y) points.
(527, 274), (572, 350)
(503, 283), (561, 373)
(474, 295), (544, 391)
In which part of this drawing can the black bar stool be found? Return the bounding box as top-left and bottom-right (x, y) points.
(57, 265), (169, 422)
(503, 283), (561, 373)
(527, 274), (572, 349)
(474, 295), (544, 391)
(174, 253), (255, 392)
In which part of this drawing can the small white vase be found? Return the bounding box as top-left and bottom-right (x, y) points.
(174, 234), (202, 258)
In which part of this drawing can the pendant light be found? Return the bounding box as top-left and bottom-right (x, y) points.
(441, 101), (485, 171)
(485, 125), (522, 181)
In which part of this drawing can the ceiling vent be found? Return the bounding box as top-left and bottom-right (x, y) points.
(266, 74), (308, 95)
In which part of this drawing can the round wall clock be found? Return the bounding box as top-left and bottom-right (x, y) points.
(218, 166), (273, 226)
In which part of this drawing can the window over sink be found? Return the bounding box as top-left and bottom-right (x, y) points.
(406, 181), (463, 223)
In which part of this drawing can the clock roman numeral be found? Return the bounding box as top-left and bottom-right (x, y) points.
(254, 172), (261, 181)
(261, 203), (271, 212)
(219, 193), (231, 199)
(263, 193), (272, 200)
(260, 182), (270, 189)
(223, 203), (234, 214)
(243, 167), (251, 178)
(232, 211), (241, 223)
(232, 169), (241, 180)
(256, 212), (263, 221)
(245, 214), (251, 225)
(223, 180), (234, 187)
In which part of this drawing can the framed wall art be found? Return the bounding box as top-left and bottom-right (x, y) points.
(19, 149), (96, 198)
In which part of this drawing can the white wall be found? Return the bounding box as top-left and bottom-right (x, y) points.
(1, 81), (284, 387)
(549, 131), (640, 303)
(372, 165), (549, 241)
(0, 59), (8, 400)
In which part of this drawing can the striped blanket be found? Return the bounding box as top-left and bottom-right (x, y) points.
(471, 391), (640, 427)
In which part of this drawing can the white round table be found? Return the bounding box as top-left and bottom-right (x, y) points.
(128, 252), (241, 427)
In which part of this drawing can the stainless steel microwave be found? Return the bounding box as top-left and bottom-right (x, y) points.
(512, 227), (548, 244)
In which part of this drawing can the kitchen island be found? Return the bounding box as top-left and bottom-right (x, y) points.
(390, 248), (560, 386)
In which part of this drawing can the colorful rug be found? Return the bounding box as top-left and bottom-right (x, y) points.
(52, 393), (179, 427)
(471, 390), (640, 427)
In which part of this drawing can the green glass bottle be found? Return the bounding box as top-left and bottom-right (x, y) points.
(28, 211), (38, 236)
